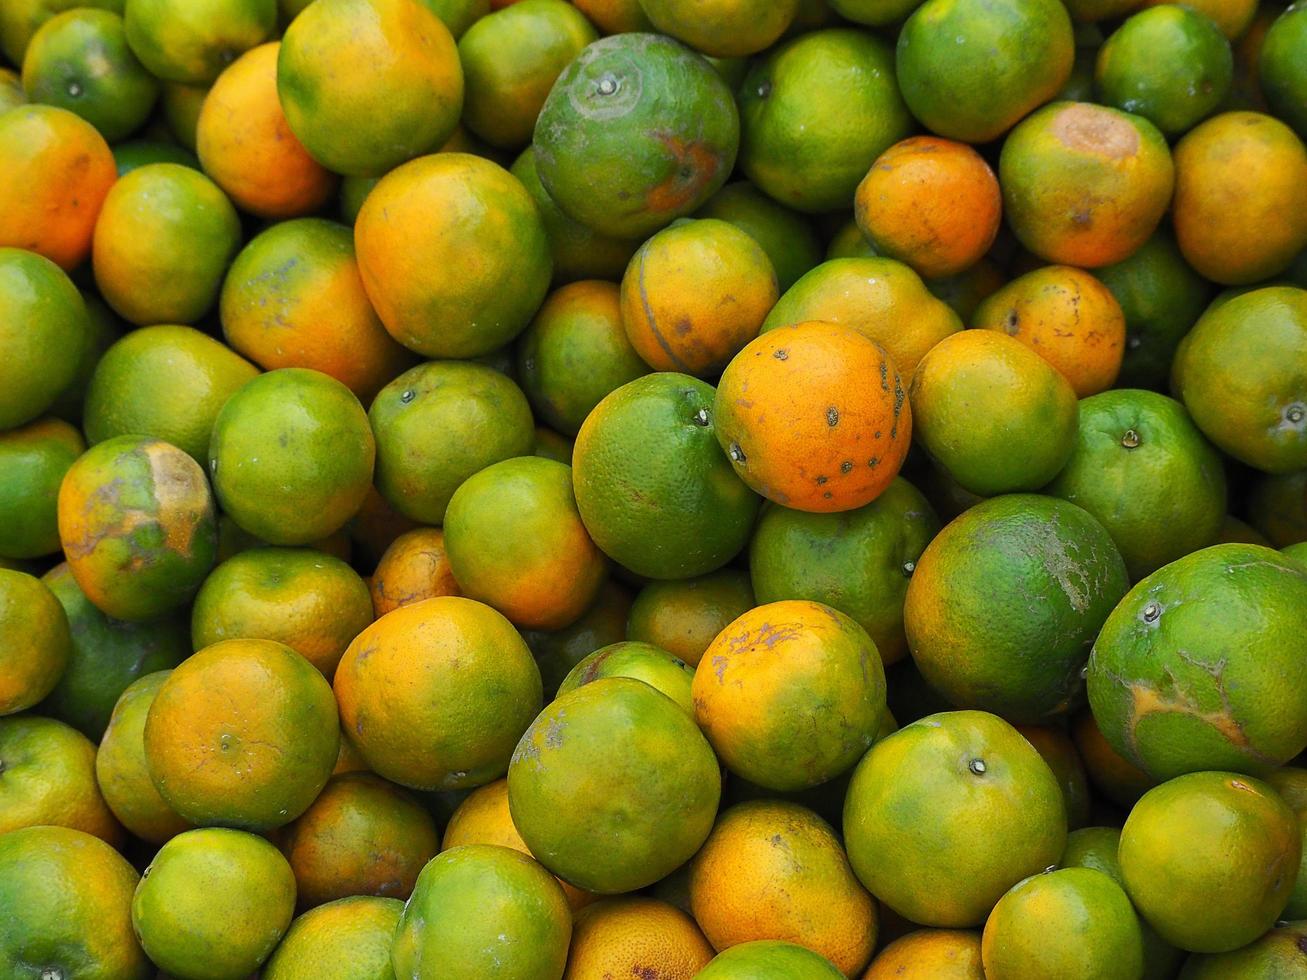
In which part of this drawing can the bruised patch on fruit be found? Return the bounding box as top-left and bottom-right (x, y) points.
(1051, 103), (1139, 160)
(645, 135), (723, 214)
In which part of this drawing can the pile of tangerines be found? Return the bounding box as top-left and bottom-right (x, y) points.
(2, 0), (1307, 976)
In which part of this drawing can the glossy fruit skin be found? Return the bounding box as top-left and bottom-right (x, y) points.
(908, 330), (1079, 497)
(1119, 771), (1301, 953)
(572, 373), (760, 579)
(123, 0), (276, 85)
(1087, 543), (1307, 780)
(1172, 112), (1307, 286)
(1046, 389), (1226, 580)
(896, 0), (1075, 144)
(696, 181), (822, 292)
(1180, 921), (1307, 978)
(843, 710), (1067, 928)
(92, 163), (243, 327)
(863, 930), (985, 980)
(533, 33), (740, 239)
(262, 896), (403, 980)
(58, 435), (218, 622)
(0, 248), (88, 431)
(693, 600), (887, 791)
(0, 417), (84, 559)
(0, 826), (150, 980)
(1172, 286), (1307, 474)
(565, 896), (714, 978)
(21, 8), (159, 141)
(1095, 5), (1233, 137)
(369, 360), (535, 526)
(508, 677), (722, 894)
(391, 845), (572, 980)
(208, 368), (376, 546)
(905, 495), (1129, 724)
(738, 28), (911, 214)
(276, 0), (463, 177)
(355, 153), (552, 359)
(1260, 3), (1307, 139)
(0, 569), (72, 716)
(980, 868), (1144, 980)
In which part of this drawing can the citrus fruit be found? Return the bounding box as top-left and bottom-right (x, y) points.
(999, 102), (1174, 268)
(1172, 286), (1307, 474)
(0, 714), (121, 843)
(1095, 5), (1233, 137)
(620, 218), (779, 378)
(516, 279), (650, 435)
(1045, 389), (1227, 579)
(262, 896), (403, 980)
(40, 562), (188, 738)
(1015, 725), (1092, 829)
(1179, 921), (1307, 978)
(696, 182), (822, 293)
(761, 258), (961, 381)
(282, 771), (440, 907)
(0, 105), (115, 271)
(626, 570), (755, 668)
(1265, 768), (1307, 918)
(908, 330), (1079, 496)
(1093, 229), (1213, 390)
(1261, 3), (1307, 139)
(114, 138), (197, 174)
(1087, 543), (1307, 778)
(144, 638), (339, 829)
(714, 322), (912, 513)
(1119, 771), (1300, 953)
(896, 0), (1074, 144)
(863, 930), (985, 979)
(697, 941), (845, 979)
(572, 372), (760, 579)
(855, 137), (1001, 281)
(355, 153), (551, 357)
(0, 569), (70, 716)
(1139, 0), (1255, 39)
(0, 67), (23, 111)
(47, 290), (121, 427)
(0, 417), (83, 559)
(843, 710), (1067, 927)
(533, 32), (739, 238)
(369, 527), (461, 617)
(828, 0), (927, 25)
(981, 868), (1144, 980)
(738, 28), (911, 212)
(209, 368), (376, 545)
(191, 547), (374, 679)
(196, 42), (335, 219)
(369, 360), (535, 525)
(1172, 111), (1307, 285)
(693, 599), (886, 790)
(0, 248), (88, 430)
(565, 897), (714, 979)
(95, 670), (193, 844)
(0, 826), (149, 980)
(458, 0), (596, 148)
(1249, 470), (1307, 547)
(58, 435), (218, 622)
(83, 324), (259, 462)
(645, 0), (798, 56)
(92, 163), (243, 327)
(507, 676), (721, 893)
(21, 8), (158, 141)
(1071, 709), (1157, 808)
(159, 79), (206, 149)
(277, 0), (462, 176)
(421, 0), (491, 36)
(2, 0), (128, 66)
(123, 0), (275, 84)
(557, 641), (694, 714)
(391, 844), (572, 980)
(132, 826), (296, 980)
(749, 477), (940, 668)
(335, 596), (543, 790)
(444, 456), (607, 630)
(571, 0), (652, 33)
(690, 800), (878, 974)
(906, 495), (1127, 722)
(441, 778), (595, 909)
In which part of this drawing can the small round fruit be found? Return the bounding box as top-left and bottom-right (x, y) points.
(0, 714), (121, 843)
(695, 181), (822, 292)
(863, 930), (984, 979)
(1119, 771), (1300, 953)
(843, 710), (1067, 927)
(208, 368), (375, 546)
(508, 677), (721, 893)
(557, 641), (695, 715)
(565, 897), (714, 978)
(391, 844), (572, 980)
(262, 896), (403, 980)
(697, 941), (845, 979)
(626, 570), (754, 668)
(1261, 3), (1307, 139)
(638, 0), (796, 57)
(1087, 543), (1307, 779)
(693, 599), (887, 790)
(0, 419), (83, 560)
(123, 0), (276, 84)
(369, 527), (461, 617)
(0, 569), (71, 716)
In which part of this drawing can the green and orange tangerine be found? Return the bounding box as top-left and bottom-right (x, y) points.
(0, 417), (84, 560)
(0, 568), (72, 716)
(123, 0), (276, 84)
(559, 640), (695, 714)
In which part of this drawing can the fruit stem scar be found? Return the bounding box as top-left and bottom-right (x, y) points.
(1121, 429), (1140, 448)
(969, 758), (986, 774)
